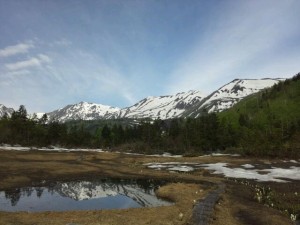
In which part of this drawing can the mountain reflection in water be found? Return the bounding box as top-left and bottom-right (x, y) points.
(0, 179), (172, 212)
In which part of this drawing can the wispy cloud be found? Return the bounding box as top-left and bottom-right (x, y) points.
(5, 54), (52, 71)
(95, 68), (136, 105)
(59, 50), (137, 106)
(37, 54), (52, 63)
(4, 70), (31, 77)
(54, 38), (72, 46)
(167, 0), (300, 94)
(0, 43), (34, 58)
(0, 0), (298, 113)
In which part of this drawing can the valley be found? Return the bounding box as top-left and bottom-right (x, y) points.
(1, 1), (299, 224)
(0, 75), (299, 224)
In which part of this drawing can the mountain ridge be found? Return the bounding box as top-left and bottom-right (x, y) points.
(118, 90), (205, 120)
(46, 101), (120, 122)
(0, 77), (285, 122)
(0, 104), (14, 118)
(185, 78), (284, 117)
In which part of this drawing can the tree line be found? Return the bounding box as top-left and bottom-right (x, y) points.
(0, 106), (230, 154)
(0, 73), (299, 157)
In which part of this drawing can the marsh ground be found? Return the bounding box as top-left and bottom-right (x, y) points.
(0, 150), (298, 225)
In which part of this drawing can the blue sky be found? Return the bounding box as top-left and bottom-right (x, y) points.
(0, 0), (299, 113)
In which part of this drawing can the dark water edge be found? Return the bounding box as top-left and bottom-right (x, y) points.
(0, 178), (172, 212)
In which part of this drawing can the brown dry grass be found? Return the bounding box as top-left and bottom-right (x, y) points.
(212, 183), (293, 225)
(0, 150), (297, 225)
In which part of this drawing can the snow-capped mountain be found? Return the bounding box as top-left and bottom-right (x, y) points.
(185, 78), (284, 117)
(46, 90), (205, 121)
(1, 77), (285, 122)
(119, 90), (205, 119)
(0, 104), (14, 118)
(55, 180), (170, 207)
(46, 78), (281, 121)
(47, 101), (120, 122)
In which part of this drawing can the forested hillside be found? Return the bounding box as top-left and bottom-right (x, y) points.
(0, 73), (299, 157)
(219, 73), (300, 157)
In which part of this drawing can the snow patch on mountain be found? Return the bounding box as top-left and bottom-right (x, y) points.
(47, 101), (120, 122)
(119, 90), (205, 119)
(1, 77), (286, 122)
(35, 112), (45, 119)
(187, 78), (284, 116)
(0, 104), (14, 118)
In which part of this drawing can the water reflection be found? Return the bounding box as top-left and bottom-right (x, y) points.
(0, 179), (171, 212)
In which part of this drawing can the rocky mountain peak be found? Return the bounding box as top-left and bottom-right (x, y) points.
(1, 78), (285, 122)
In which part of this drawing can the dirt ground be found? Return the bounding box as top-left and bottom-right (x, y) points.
(0, 150), (297, 225)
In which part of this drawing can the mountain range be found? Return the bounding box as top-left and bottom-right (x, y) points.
(0, 78), (284, 122)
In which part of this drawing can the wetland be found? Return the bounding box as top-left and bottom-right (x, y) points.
(0, 149), (298, 225)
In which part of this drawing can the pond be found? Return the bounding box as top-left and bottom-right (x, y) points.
(0, 179), (172, 212)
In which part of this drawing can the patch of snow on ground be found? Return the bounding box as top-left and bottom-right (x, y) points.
(148, 153), (182, 158)
(167, 166), (194, 172)
(201, 163), (300, 183)
(241, 164), (255, 169)
(144, 162), (199, 166)
(144, 162), (199, 172)
(115, 152), (182, 157)
(147, 164), (168, 169)
(199, 153), (240, 157)
(0, 146), (104, 153)
(145, 162), (300, 182)
(0, 146), (31, 151)
(0, 145), (182, 157)
(261, 167), (300, 181)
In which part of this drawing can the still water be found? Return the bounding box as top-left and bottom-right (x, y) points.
(0, 179), (172, 212)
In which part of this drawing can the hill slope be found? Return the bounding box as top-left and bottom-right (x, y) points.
(186, 78), (283, 117)
(219, 74), (300, 156)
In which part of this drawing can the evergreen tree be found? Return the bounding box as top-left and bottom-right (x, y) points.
(101, 124), (111, 147)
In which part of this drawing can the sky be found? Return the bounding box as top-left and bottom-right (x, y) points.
(0, 0), (299, 113)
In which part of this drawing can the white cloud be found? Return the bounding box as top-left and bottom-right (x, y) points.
(69, 50), (137, 105)
(4, 70), (31, 76)
(0, 43), (34, 57)
(5, 54), (52, 71)
(38, 54), (52, 63)
(5, 58), (40, 71)
(167, 0), (300, 94)
(97, 71), (136, 105)
(53, 38), (72, 46)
